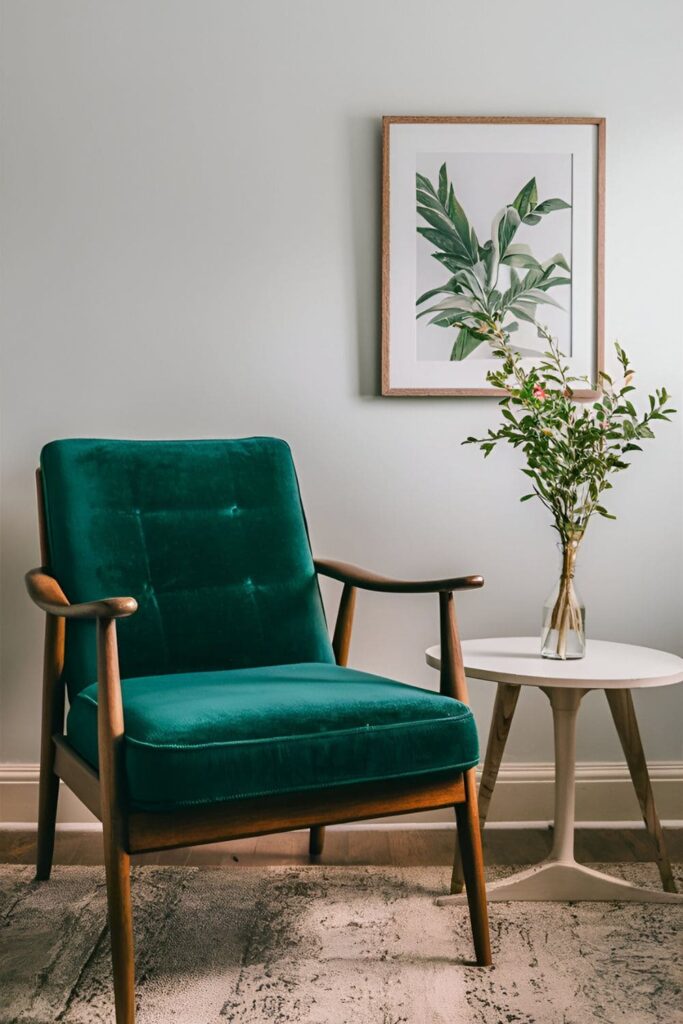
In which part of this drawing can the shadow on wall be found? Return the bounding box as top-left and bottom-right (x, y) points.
(347, 116), (382, 399)
(0, 463), (45, 762)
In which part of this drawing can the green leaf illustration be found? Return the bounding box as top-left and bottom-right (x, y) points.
(512, 177), (538, 219)
(415, 164), (573, 356)
(451, 326), (485, 360)
(534, 198), (571, 214)
(497, 206), (521, 259)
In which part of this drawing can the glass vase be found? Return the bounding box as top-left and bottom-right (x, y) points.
(541, 535), (586, 660)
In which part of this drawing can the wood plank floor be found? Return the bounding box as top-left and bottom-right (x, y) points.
(2, 826), (681, 868)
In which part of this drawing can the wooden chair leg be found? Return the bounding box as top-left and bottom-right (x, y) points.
(98, 618), (136, 1023)
(35, 763), (60, 881)
(309, 825), (325, 857)
(35, 615), (66, 881)
(103, 840), (136, 1024)
(454, 768), (492, 967)
(605, 688), (677, 893)
(451, 682), (520, 893)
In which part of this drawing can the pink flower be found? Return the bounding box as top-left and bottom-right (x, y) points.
(533, 384), (548, 400)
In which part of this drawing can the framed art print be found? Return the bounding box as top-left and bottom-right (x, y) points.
(381, 116), (605, 396)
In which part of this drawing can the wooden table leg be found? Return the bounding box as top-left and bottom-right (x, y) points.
(451, 682), (521, 893)
(605, 688), (677, 894)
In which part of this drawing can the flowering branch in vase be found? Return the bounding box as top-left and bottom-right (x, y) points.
(464, 325), (676, 657)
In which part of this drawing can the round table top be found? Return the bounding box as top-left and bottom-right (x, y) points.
(425, 637), (683, 690)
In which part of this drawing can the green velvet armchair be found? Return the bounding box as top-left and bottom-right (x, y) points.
(26, 437), (491, 1024)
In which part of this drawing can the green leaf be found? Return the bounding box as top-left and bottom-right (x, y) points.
(451, 327), (485, 361)
(416, 188), (445, 212)
(416, 167), (478, 264)
(520, 493), (535, 501)
(418, 295), (478, 314)
(509, 303), (538, 325)
(448, 184), (475, 256)
(416, 172), (437, 197)
(533, 197), (571, 214)
(512, 178), (538, 219)
(416, 207), (466, 246)
(428, 310), (476, 328)
(502, 251), (544, 270)
(525, 289), (565, 310)
(535, 275), (571, 291)
(424, 305), (492, 328)
(416, 287), (450, 307)
(453, 267), (487, 302)
(422, 310), (479, 328)
(433, 252), (475, 274)
(417, 227), (471, 259)
(488, 288), (502, 312)
(438, 163), (448, 206)
(497, 206), (521, 259)
(542, 252), (571, 273)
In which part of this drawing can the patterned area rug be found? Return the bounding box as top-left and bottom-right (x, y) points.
(1, 863), (681, 1023)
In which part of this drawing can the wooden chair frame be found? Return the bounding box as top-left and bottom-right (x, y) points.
(26, 472), (491, 1024)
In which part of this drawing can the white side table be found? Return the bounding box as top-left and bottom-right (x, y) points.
(425, 637), (683, 904)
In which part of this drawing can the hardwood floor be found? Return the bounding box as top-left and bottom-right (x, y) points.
(2, 825), (681, 869)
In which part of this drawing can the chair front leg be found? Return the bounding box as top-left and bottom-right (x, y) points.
(451, 681), (521, 893)
(103, 842), (135, 1024)
(454, 768), (492, 966)
(97, 618), (136, 1024)
(438, 590), (492, 965)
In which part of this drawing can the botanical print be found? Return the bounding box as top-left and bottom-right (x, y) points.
(382, 118), (603, 395)
(417, 157), (573, 362)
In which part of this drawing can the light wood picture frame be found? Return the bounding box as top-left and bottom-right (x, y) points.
(381, 116), (605, 397)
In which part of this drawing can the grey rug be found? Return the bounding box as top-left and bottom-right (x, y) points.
(1, 863), (681, 1024)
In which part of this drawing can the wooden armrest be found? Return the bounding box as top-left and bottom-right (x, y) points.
(25, 568), (138, 619)
(314, 559), (484, 594)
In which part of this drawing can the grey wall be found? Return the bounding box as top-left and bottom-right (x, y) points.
(2, 0), (682, 776)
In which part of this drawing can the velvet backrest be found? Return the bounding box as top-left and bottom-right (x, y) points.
(40, 438), (334, 698)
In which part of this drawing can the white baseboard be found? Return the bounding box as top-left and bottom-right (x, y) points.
(2, 760), (681, 827)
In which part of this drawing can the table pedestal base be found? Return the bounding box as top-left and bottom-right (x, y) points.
(437, 860), (683, 905)
(440, 683), (681, 905)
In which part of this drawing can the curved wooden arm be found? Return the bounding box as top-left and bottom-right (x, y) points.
(314, 559), (484, 594)
(25, 568), (138, 619)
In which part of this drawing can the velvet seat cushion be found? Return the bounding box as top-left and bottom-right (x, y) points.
(66, 663), (479, 812)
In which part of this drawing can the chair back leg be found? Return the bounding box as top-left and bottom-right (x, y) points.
(454, 768), (492, 966)
(36, 614), (66, 880)
(309, 825), (325, 857)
